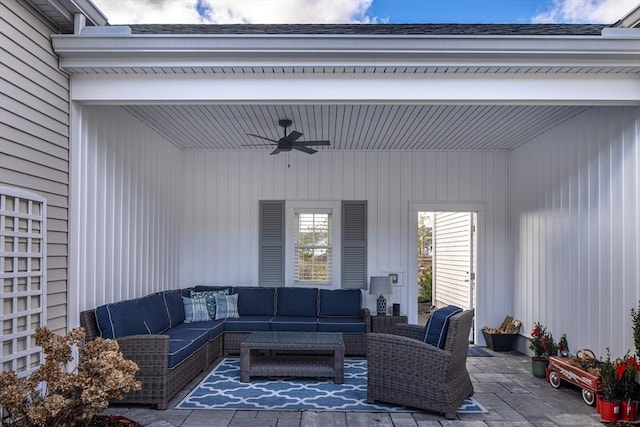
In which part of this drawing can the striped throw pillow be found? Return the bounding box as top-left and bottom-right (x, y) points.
(215, 293), (239, 320)
(182, 297), (210, 323)
(422, 305), (463, 349)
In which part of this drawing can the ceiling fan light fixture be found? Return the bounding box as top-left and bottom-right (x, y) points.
(244, 118), (330, 155)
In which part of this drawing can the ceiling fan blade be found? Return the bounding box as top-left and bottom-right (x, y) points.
(270, 148), (282, 155)
(293, 145), (317, 155)
(295, 140), (331, 147)
(282, 130), (303, 144)
(247, 133), (279, 143)
(241, 143), (276, 147)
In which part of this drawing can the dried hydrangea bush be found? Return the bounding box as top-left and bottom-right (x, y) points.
(0, 327), (141, 427)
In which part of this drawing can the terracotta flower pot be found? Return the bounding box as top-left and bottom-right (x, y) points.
(599, 399), (620, 422)
(531, 357), (548, 378)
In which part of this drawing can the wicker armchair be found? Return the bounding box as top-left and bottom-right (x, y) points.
(366, 309), (474, 419)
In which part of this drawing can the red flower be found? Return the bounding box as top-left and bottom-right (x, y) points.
(532, 326), (541, 336)
(617, 362), (627, 380)
(628, 356), (640, 370)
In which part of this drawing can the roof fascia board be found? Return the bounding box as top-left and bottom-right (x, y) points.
(68, 72), (640, 105)
(52, 32), (640, 70)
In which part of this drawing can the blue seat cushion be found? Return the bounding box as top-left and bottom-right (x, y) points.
(318, 289), (362, 317)
(95, 299), (150, 339)
(167, 329), (210, 368)
(270, 316), (318, 332)
(276, 288), (318, 317)
(235, 287), (276, 316)
(138, 292), (170, 334)
(169, 319), (226, 341)
(224, 316), (273, 331)
(163, 290), (185, 328)
(422, 305), (463, 349)
(317, 317), (366, 333)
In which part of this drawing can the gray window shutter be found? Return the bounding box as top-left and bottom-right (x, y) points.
(259, 200), (285, 287)
(342, 201), (367, 289)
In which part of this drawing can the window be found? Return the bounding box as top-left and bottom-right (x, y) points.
(260, 200), (366, 289)
(294, 211), (332, 284)
(1, 187), (47, 376)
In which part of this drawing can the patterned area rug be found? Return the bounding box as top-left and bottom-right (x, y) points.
(176, 358), (487, 413)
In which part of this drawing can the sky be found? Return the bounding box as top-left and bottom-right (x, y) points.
(91, 0), (639, 25)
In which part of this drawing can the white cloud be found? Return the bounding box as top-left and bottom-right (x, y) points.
(532, 0), (639, 24)
(92, 0), (202, 24)
(92, 0), (378, 24)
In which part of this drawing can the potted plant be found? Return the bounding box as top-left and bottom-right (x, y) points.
(617, 353), (640, 421)
(557, 333), (569, 357)
(528, 322), (553, 378)
(598, 348), (622, 422)
(0, 326), (141, 427)
(631, 301), (640, 356)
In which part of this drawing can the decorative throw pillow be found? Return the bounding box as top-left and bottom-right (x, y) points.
(182, 297), (210, 323)
(191, 289), (229, 320)
(214, 293), (239, 320)
(422, 305), (463, 349)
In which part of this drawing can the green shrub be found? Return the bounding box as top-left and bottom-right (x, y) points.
(418, 266), (432, 303)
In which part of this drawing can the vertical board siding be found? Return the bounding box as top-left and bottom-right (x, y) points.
(181, 149), (509, 334)
(0, 1), (69, 333)
(510, 106), (640, 358)
(76, 106), (182, 310)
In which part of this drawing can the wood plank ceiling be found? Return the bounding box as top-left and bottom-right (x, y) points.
(125, 104), (590, 151)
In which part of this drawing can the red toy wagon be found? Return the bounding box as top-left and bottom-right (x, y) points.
(547, 350), (602, 406)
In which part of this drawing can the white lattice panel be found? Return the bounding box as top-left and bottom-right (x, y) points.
(0, 187), (47, 376)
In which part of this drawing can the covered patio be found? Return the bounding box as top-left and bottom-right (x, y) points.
(2, 1), (640, 425)
(103, 350), (603, 426)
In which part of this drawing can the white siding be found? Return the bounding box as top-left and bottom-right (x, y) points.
(0, 0), (69, 333)
(181, 150), (509, 337)
(510, 106), (640, 358)
(72, 106), (182, 313)
(433, 212), (473, 310)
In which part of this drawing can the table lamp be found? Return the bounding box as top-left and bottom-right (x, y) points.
(369, 276), (392, 316)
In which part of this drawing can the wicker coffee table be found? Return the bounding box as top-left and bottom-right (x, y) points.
(240, 331), (345, 383)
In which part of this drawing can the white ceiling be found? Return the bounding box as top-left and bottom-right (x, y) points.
(124, 103), (590, 152)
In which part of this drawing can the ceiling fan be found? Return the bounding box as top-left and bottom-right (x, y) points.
(244, 119), (330, 155)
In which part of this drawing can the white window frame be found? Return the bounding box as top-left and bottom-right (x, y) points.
(285, 201), (341, 288)
(0, 187), (47, 377)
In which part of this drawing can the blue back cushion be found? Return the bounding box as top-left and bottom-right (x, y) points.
(318, 289), (362, 317)
(138, 292), (171, 334)
(276, 287), (318, 316)
(163, 290), (185, 327)
(422, 305), (463, 349)
(194, 285), (233, 293)
(95, 299), (150, 339)
(235, 287), (276, 316)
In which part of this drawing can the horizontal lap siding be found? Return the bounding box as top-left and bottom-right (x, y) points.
(433, 212), (472, 310)
(510, 106), (640, 358)
(1, 1), (70, 334)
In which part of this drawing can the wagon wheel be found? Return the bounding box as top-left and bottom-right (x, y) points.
(548, 370), (561, 389)
(581, 388), (596, 406)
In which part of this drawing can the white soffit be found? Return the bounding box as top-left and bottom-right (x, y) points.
(56, 28), (640, 151)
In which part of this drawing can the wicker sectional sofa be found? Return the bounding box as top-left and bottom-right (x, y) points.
(80, 286), (371, 409)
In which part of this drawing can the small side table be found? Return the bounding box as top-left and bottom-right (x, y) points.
(371, 315), (408, 334)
